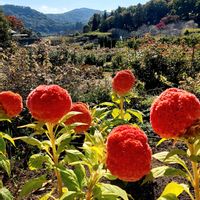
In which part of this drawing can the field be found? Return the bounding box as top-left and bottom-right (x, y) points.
(0, 34), (200, 200)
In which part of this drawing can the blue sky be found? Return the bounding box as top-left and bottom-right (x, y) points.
(1, 0), (148, 13)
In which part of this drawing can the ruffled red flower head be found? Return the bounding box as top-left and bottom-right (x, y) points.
(112, 70), (136, 96)
(0, 91), (23, 118)
(27, 85), (72, 123)
(106, 125), (152, 182)
(65, 102), (92, 133)
(150, 88), (200, 138)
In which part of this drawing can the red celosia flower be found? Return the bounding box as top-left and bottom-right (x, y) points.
(27, 85), (72, 123)
(65, 102), (92, 133)
(106, 125), (152, 182)
(150, 88), (200, 138)
(0, 91), (23, 118)
(112, 70), (136, 96)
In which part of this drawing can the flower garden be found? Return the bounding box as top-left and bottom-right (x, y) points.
(0, 35), (200, 200)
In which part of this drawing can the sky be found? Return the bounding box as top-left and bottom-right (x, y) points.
(1, 0), (148, 13)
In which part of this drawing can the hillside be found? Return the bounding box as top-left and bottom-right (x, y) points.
(85, 0), (200, 33)
(46, 8), (103, 24)
(1, 5), (101, 35)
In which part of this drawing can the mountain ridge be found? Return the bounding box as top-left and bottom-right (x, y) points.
(1, 4), (102, 34)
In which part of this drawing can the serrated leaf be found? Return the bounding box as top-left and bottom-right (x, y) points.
(127, 109), (143, 123)
(28, 154), (53, 170)
(16, 136), (42, 149)
(0, 154), (10, 176)
(0, 187), (13, 200)
(19, 175), (46, 197)
(60, 168), (80, 192)
(94, 183), (128, 200)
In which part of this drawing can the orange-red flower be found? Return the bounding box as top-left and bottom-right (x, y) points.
(65, 102), (92, 133)
(150, 88), (200, 138)
(112, 70), (136, 96)
(27, 85), (72, 123)
(106, 125), (152, 182)
(0, 91), (23, 118)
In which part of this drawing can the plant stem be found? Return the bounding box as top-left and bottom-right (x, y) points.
(120, 96), (124, 120)
(47, 123), (63, 197)
(86, 171), (99, 200)
(188, 142), (200, 200)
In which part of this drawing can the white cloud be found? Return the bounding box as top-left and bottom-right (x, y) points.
(37, 5), (68, 14)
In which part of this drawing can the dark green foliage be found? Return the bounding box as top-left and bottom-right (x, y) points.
(0, 11), (11, 48)
(86, 0), (200, 33)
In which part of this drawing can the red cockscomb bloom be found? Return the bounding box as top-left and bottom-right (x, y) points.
(0, 91), (23, 118)
(65, 102), (92, 133)
(27, 85), (72, 123)
(150, 88), (200, 138)
(112, 70), (136, 96)
(106, 125), (152, 182)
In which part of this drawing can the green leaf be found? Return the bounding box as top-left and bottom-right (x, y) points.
(60, 168), (80, 192)
(158, 194), (179, 200)
(94, 183), (128, 200)
(111, 93), (120, 104)
(99, 102), (117, 107)
(56, 132), (71, 146)
(16, 136), (42, 149)
(127, 109), (143, 123)
(0, 132), (15, 147)
(39, 188), (54, 200)
(111, 108), (120, 118)
(0, 187), (13, 200)
(74, 165), (86, 189)
(19, 175), (46, 197)
(0, 138), (6, 153)
(124, 113), (131, 121)
(160, 182), (184, 197)
(142, 166), (187, 184)
(153, 151), (188, 171)
(59, 111), (82, 123)
(156, 138), (167, 147)
(0, 154), (10, 176)
(65, 149), (85, 163)
(28, 154), (53, 170)
(165, 149), (186, 160)
(59, 191), (77, 200)
(103, 172), (117, 181)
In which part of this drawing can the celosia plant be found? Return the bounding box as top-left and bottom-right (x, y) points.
(65, 102), (92, 133)
(0, 91), (22, 199)
(150, 88), (200, 138)
(106, 125), (152, 181)
(27, 85), (72, 123)
(0, 91), (23, 118)
(112, 70), (136, 96)
(145, 88), (200, 200)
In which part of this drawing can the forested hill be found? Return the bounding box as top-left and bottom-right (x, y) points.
(1, 5), (102, 34)
(85, 0), (200, 32)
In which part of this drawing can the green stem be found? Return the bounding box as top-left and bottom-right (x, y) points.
(47, 123), (63, 197)
(86, 171), (99, 200)
(188, 142), (200, 200)
(120, 96), (124, 120)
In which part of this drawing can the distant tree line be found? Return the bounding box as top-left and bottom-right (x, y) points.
(84, 0), (200, 33)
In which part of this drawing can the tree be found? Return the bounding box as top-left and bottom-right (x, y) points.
(5, 15), (24, 31)
(0, 11), (11, 48)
